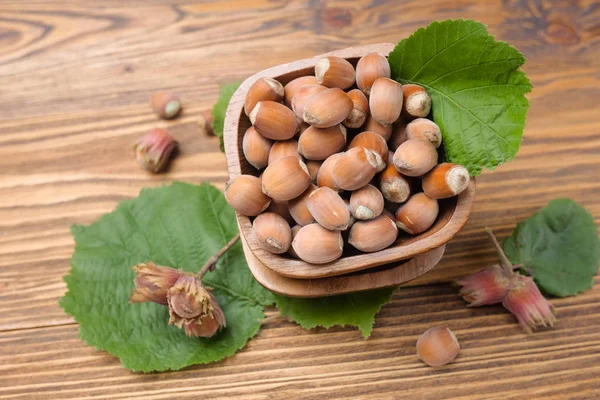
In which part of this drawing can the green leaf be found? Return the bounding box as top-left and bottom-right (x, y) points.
(212, 82), (241, 152)
(60, 182), (275, 372)
(502, 199), (600, 297)
(275, 288), (396, 338)
(389, 19), (532, 176)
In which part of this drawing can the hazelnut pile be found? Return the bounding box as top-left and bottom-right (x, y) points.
(225, 53), (470, 265)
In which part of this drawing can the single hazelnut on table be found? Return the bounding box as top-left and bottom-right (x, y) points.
(315, 56), (355, 90)
(288, 184), (318, 226)
(379, 151), (412, 204)
(287, 225), (303, 258)
(134, 128), (177, 173)
(348, 213), (398, 252)
(395, 193), (439, 235)
(416, 326), (460, 367)
(305, 160), (322, 183)
(393, 138), (438, 177)
(388, 119), (409, 151)
(406, 118), (442, 148)
(150, 91), (181, 119)
(343, 89), (369, 129)
(348, 131), (389, 172)
(422, 163), (470, 199)
(332, 146), (381, 191)
(244, 77), (284, 115)
(369, 77), (403, 126)
(355, 52), (391, 95)
(266, 199), (294, 225)
(243, 126), (272, 170)
(268, 139), (301, 165)
(261, 156), (312, 201)
(291, 223), (344, 264)
(291, 84), (328, 120)
(224, 175), (271, 217)
(303, 88), (353, 128)
(316, 152), (344, 192)
(364, 114), (393, 141)
(349, 184), (384, 220)
(307, 187), (351, 230)
(284, 76), (318, 106)
(249, 101), (298, 140)
(253, 212), (292, 254)
(298, 125), (347, 161)
(402, 84), (432, 119)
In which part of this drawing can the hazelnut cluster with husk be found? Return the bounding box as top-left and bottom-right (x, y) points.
(226, 54), (471, 264)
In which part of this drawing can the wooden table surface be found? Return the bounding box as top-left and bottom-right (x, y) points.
(1, 1), (599, 398)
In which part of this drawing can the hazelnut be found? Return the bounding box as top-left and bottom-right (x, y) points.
(253, 212), (292, 254)
(242, 127), (272, 170)
(244, 77), (284, 115)
(305, 160), (322, 183)
(266, 199), (294, 225)
(402, 84), (432, 119)
(284, 76), (318, 106)
(406, 118), (442, 148)
(288, 184), (318, 226)
(395, 193), (439, 235)
(347, 131), (388, 172)
(291, 84), (328, 120)
(355, 52), (391, 95)
(307, 187), (351, 230)
(303, 88), (353, 128)
(392, 138), (438, 177)
(150, 91), (181, 119)
(349, 184), (384, 220)
(262, 156), (312, 201)
(369, 77), (403, 126)
(314, 56), (355, 90)
(422, 163), (470, 199)
(316, 152), (344, 192)
(379, 151), (412, 203)
(291, 223), (344, 264)
(287, 225), (303, 258)
(348, 214), (398, 252)
(249, 101), (298, 140)
(298, 125), (347, 161)
(343, 89), (369, 129)
(364, 114), (392, 141)
(332, 147), (380, 191)
(416, 326), (460, 367)
(224, 175), (271, 217)
(268, 139), (301, 165)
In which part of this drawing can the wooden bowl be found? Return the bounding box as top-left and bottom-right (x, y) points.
(224, 43), (476, 281)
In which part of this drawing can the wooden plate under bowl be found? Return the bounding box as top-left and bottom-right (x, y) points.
(224, 43), (476, 280)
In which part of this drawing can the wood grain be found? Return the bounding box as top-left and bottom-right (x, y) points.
(1, 0), (599, 398)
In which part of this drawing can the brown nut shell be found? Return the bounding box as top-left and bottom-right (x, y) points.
(268, 139), (300, 165)
(379, 152), (412, 203)
(253, 212), (292, 254)
(348, 214), (398, 252)
(349, 184), (384, 220)
(348, 131), (388, 172)
(244, 77), (284, 115)
(316, 152), (343, 192)
(402, 84), (432, 119)
(422, 163), (470, 199)
(249, 101), (298, 140)
(364, 114), (392, 141)
(288, 184), (318, 226)
(262, 156), (312, 201)
(315, 56), (355, 90)
(303, 88), (353, 128)
(417, 326), (460, 367)
(305, 160), (322, 182)
(393, 138), (438, 177)
(284, 76), (318, 106)
(370, 77), (403, 126)
(343, 89), (369, 128)
(307, 187), (351, 230)
(291, 84), (328, 120)
(287, 225), (303, 258)
(291, 223), (344, 264)
(242, 126), (272, 170)
(406, 118), (442, 148)
(150, 91), (181, 119)
(355, 52), (391, 95)
(395, 193), (439, 235)
(298, 125), (346, 161)
(224, 175), (271, 217)
(332, 147), (380, 191)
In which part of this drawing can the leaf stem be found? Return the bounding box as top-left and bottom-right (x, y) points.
(485, 227), (514, 275)
(196, 233), (241, 278)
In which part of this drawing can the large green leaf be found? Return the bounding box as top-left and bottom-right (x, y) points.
(389, 19), (532, 176)
(502, 199), (599, 297)
(212, 82), (241, 152)
(60, 182), (275, 372)
(275, 288), (396, 338)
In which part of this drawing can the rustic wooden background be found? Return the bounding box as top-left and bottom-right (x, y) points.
(1, 0), (599, 398)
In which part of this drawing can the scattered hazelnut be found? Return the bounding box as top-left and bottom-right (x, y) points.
(134, 128), (177, 173)
(224, 175), (271, 217)
(416, 326), (460, 367)
(422, 163), (470, 199)
(315, 56), (355, 90)
(244, 77), (284, 115)
(253, 212), (292, 254)
(355, 52), (391, 95)
(150, 91), (181, 119)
